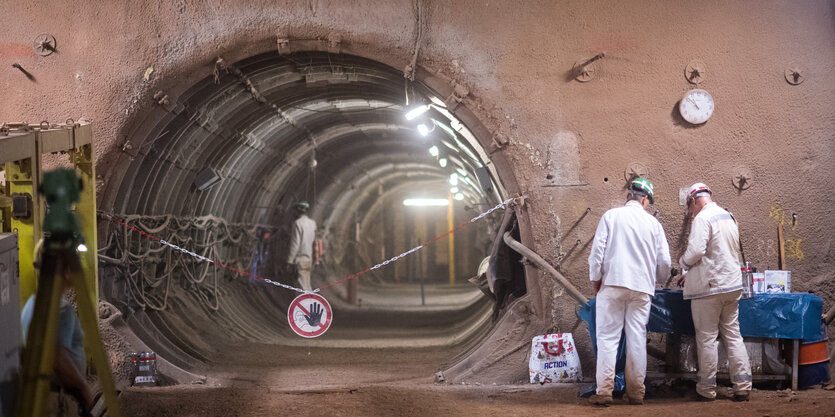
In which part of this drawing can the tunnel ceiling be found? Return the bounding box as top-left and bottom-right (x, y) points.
(114, 51), (502, 228)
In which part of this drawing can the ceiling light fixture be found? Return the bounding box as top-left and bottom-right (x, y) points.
(428, 145), (439, 157)
(417, 123), (430, 136)
(439, 158), (448, 168)
(403, 198), (449, 207)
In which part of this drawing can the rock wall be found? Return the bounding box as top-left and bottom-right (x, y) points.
(2, 0), (833, 380)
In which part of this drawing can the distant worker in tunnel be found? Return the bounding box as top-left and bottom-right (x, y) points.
(679, 183), (751, 402)
(588, 177), (671, 406)
(287, 201), (317, 292)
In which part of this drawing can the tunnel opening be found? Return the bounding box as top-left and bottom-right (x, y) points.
(99, 51), (526, 380)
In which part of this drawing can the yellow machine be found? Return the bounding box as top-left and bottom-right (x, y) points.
(1, 122), (120, 416)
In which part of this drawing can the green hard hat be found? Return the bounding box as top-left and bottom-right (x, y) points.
(294, 201), (310, 213)
(630, 177), (654, 204)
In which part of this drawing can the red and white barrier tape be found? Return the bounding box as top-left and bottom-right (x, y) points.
(102, 197), (514, 294)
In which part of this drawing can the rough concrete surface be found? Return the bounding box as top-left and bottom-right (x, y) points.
(2, 0), (834, 382)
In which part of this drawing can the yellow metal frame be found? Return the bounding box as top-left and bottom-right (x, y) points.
(1, 122), (119, 416)
(0, 123), (98, 308)
(1, 129), (41, 308)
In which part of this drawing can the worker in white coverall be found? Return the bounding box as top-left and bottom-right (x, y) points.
(588, 177), (671, 406)
(287, 201), (317, 292)
(679, 183), (752, 402)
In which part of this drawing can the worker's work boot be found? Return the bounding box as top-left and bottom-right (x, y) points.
(588, 394), (613, 406)
(696, 393), (716, 402)
(624, 393), (644, 405)
(733, 391), (750, 402)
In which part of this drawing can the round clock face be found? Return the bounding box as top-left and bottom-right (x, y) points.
(679, 89), (715, 124)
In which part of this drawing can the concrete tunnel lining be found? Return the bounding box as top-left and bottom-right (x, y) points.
(97, 50), (541, 382)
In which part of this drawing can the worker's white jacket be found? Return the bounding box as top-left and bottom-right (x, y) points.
(588, 200), (671, 295)
(680, 202), (743, 300)
(287, 214), (317, 264)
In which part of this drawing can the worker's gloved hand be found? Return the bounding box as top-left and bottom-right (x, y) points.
(304, 302), (323, 327)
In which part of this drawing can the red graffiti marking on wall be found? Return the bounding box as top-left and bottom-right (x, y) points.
(0, 44), (36, 58)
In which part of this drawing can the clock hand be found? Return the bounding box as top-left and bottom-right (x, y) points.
(687, 97), (700, 110)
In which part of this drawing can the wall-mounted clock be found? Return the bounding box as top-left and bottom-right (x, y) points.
(679, 89), (715, 124)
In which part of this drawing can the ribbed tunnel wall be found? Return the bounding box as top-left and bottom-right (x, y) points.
(3, 0), (833, 384)
(97, 52), (510, 373)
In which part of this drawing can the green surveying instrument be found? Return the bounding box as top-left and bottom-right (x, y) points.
(16, 168), (120, 417)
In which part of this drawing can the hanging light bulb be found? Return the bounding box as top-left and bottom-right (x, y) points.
(417, 123), (430, 136)
(450, 186), (459, 193)
(428, 145), (439, 157)
(404, 104), (430, 120)
(454, 193), (464, 201)
(439, 158), (448, 168)
(449, 173), (458, 186)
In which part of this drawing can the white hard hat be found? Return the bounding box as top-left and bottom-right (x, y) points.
(688, 182), (712, 198)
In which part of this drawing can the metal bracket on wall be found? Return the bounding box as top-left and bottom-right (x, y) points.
(623, 162), (649, 183)
(785, 66), (805, 85)
(489, 132), (508, 154)
(685, 60), (706, 84)
(32, 33), (57, 56)
(444, 82), (470, 109)
(732, 167), (752, 191)
(153, 90), (184, 114)
(277, 33), (291, 55)
(573, 53), (605, 82)
(327, 32), (342, 54)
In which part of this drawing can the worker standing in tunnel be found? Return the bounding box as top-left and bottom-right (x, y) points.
(679, 183), (752, 402)
(287, 201), (317, 292)
(588, 177), (671, 406)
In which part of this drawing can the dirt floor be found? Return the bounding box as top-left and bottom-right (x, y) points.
(119, 344), (835, 417)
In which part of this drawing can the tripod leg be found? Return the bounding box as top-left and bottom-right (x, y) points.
(17, 256), (63, 417)
(71, 263), (122, 417)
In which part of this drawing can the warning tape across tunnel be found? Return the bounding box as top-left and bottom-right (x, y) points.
(101, 197), (513, 294)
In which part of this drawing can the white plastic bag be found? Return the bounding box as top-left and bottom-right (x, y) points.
(529, 333), (582, 383)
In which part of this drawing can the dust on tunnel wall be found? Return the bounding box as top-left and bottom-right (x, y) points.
(0, 0), (833, 338)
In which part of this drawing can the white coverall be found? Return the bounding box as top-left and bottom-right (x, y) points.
(588, 200), (671, 398)
(680, 201), (752, 398)
(287, 214), (317, 291)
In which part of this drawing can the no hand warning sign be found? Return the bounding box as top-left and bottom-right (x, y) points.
(288, 293), (333, 338)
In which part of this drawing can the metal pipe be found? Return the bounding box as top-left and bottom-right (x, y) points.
(502, 232), (589, 305)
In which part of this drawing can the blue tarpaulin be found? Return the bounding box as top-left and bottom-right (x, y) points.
(578, 290), (823, 395)
(647, 290), (823, 340)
